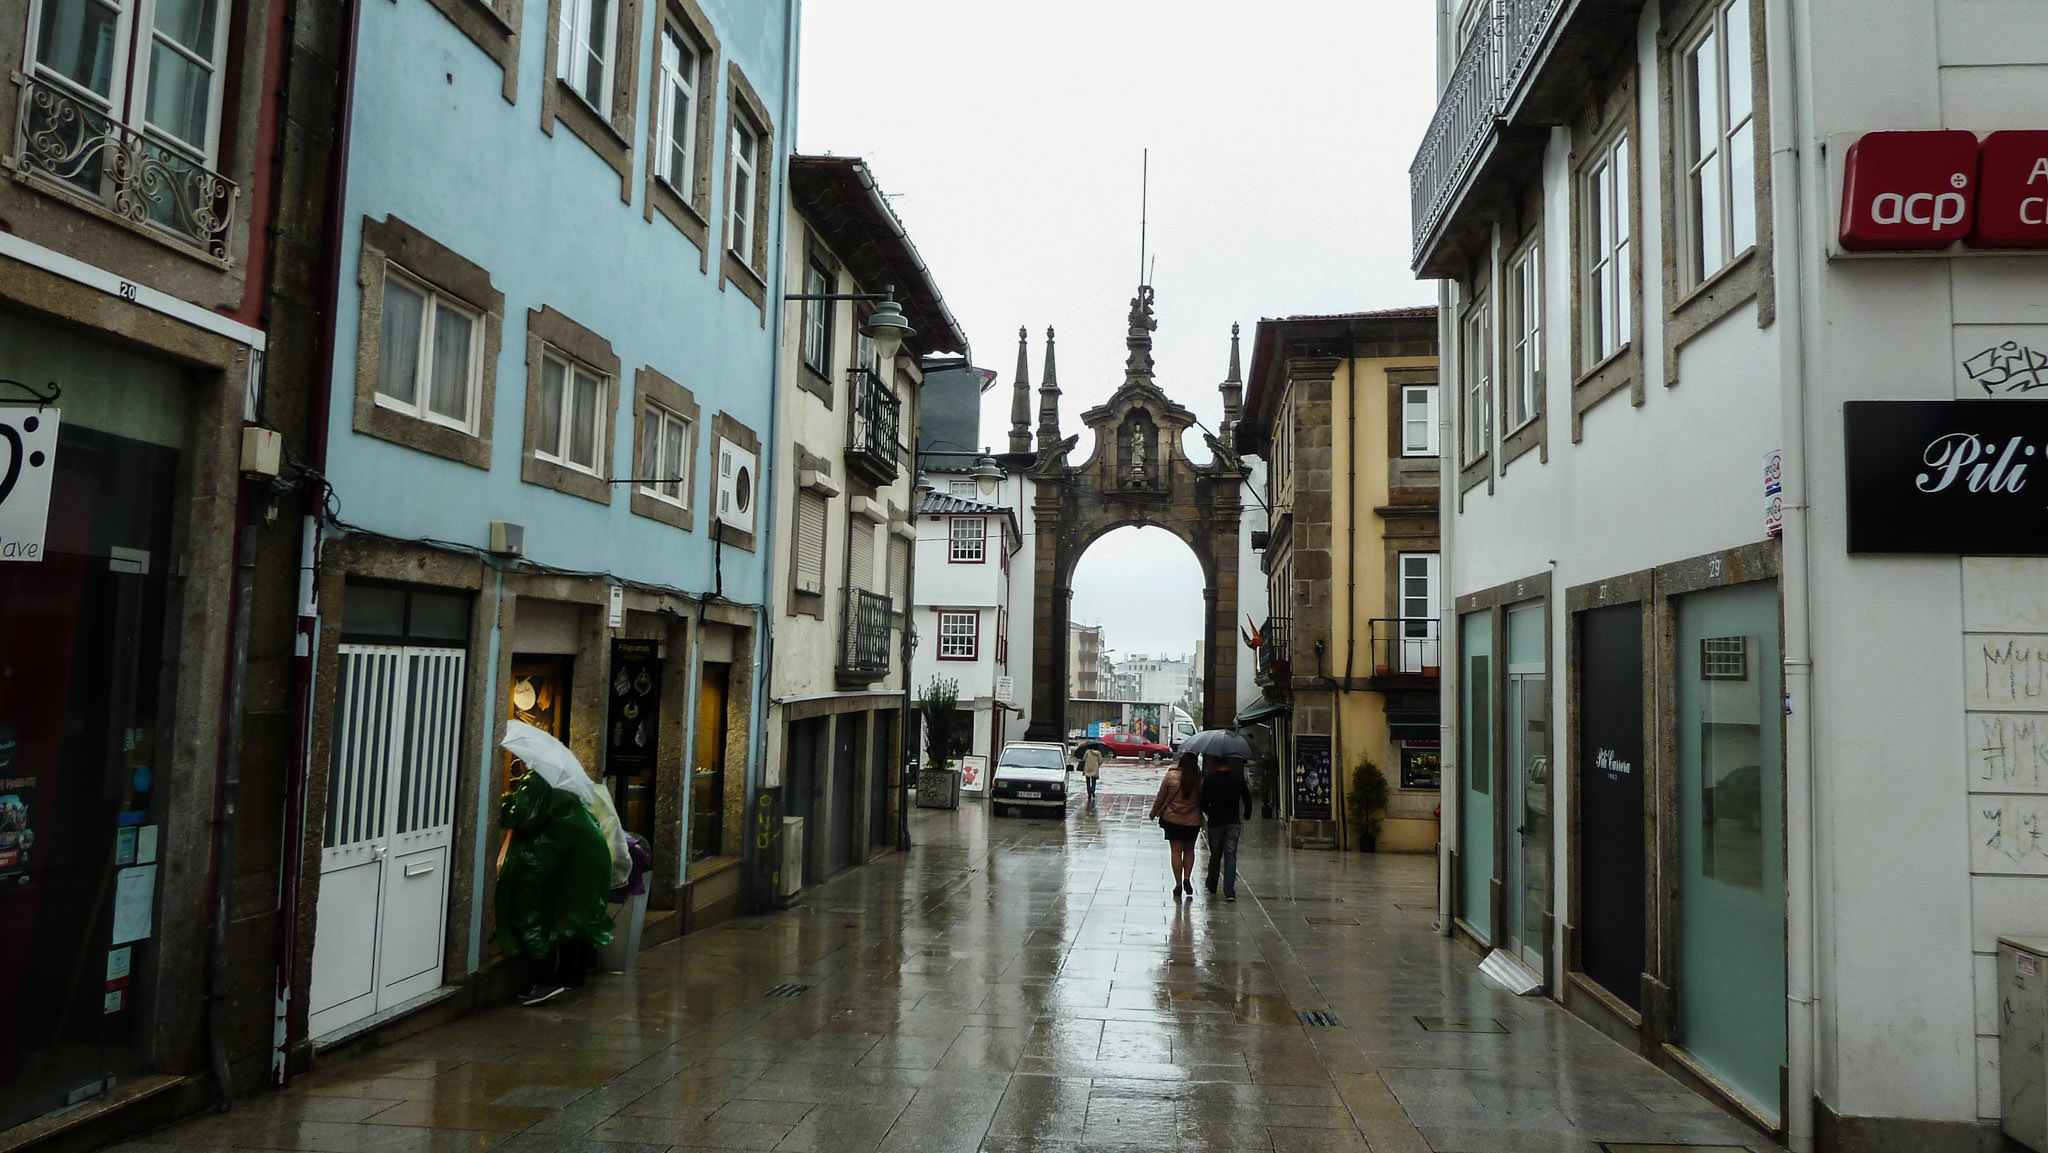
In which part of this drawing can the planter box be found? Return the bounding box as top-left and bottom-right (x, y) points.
(916, 767), (961, 809)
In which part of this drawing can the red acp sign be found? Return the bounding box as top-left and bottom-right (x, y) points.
(1839, 130), (1980, 251)
(1971, 131), (2048, 248)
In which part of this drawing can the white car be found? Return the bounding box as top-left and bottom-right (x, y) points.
(990, 741), (1071, 817)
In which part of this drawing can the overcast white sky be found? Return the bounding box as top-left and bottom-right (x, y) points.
(797, 1), (1439, 663)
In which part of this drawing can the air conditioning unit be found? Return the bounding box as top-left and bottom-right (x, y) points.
(778, 817), (804, 899)
(715, 440), (758, 535)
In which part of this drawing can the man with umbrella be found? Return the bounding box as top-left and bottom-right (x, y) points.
(1184, 729), (1255, 900)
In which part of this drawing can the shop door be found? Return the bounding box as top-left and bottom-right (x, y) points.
(309, 645), (464, 1037)
(1576, 604), (1647, 1011)
(690, 663), (730, 862)
(1457, 613), (1494, 939)
(1503, 604), (1549, 974)
(869, 712), (894, 851)
(1676, 582), (1785, 1121)
(828, 713), (861, 874)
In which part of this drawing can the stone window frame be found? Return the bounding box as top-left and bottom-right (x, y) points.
(718, 62), (775, 316)
(1568, 67), (1645, 443)
(419, 0), (524, 104)
(521, 306), (621, 505)
(540, 0), (643, 203)
(353, 216), (504, 471)
(708, 410), (759, 552)
(1657, 0), (1776, 387)
(1500, 189), (1549, 472)
(628, 365), (700, 531)
(641, 0), (719, 264)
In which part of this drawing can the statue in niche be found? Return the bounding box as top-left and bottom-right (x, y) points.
(1120, 410), (1154, 488)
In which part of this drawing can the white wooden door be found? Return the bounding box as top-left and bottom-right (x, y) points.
(309, 645), (464, 1038)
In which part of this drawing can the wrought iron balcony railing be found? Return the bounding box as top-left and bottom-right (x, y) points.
(840, 588), (892, 676)
(1255, 616), (1293, 683)
(13, 76), (239, 263)
(1368, 617), (1442, 677)
(1408, 0), (1571, 268)
(846, 370), (901, 483)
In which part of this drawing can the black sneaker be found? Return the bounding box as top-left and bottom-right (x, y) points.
(520, 983), (567, 1006)
(1226, 894), (1237, 902)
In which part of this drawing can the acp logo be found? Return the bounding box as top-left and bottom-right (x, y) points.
(1840, 130), (1980, 251)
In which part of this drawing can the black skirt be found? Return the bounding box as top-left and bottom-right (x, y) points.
(1162, 821), (1201, 843)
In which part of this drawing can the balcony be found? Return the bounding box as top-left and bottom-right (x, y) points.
(1408, 0), (1637, 277)
(13, 76), (239, 264)
(837, 588), (892, 686)
(845, 371), (901, 485)
(1254, 616), (1292, 686)
(1367, 617), (1442, 689)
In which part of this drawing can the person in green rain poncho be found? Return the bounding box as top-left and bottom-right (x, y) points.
(496, 762), (614, 1006)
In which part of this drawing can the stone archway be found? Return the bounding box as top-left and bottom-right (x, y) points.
(1018, 287), (1250, 743)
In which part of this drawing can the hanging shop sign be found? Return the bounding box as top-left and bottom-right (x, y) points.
(1844, 399), (2048, 553)
(605, 639), (661, 777)
(1840, 130), (2048, 252)
(0, 408), (60, 562)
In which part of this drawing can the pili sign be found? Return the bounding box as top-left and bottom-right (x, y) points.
(1844, 400), (2048, 553)
(1839, 130), (2048, 252)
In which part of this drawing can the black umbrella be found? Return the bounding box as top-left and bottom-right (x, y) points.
(1179, 728), (1254, 761)
(1072, 739), (1114, 757)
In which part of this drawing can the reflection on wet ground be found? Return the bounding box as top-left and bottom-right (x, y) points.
(118, 759), (1779, 1152)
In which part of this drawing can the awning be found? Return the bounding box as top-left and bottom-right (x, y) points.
(1234, 698), (1291, 725)
(1388, 712), (1439, 740)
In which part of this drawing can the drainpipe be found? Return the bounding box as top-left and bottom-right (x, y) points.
(1766, 0), (1818, 1145)
(1436, 281), (1457, 936)
(270, 0), (361, 1086)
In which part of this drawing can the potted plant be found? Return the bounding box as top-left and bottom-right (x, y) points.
(916, 677), (963, 809)
(1347, 756), (1390, 852)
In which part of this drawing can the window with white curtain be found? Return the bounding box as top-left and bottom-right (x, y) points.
(1583, 132), (1633, 363)
(654, 19), (700, 195)
(1680, 0), (1757, 285)
(938, 611), (978, 660)
(555, 0), (616, 116)
(637, 403), (693, 509)
(1505, 242), (1543, 430)
(1461, 299), (1493, 464)
(29, 0), (234, 165)
(728, 116), (759, 263)
(1402, 384), (1439, 457)
(535, 350), (607, 475)
(375, 266), (482, 433)
(801, 262), (831, 375)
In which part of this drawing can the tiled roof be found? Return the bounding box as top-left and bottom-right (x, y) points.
(919, 493), (1008, 515)
(1270, 305), (1438, 323)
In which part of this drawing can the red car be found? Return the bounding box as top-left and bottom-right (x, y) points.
(1101, 733), (1174, 760)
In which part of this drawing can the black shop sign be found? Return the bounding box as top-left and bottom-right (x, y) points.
(1293, 734), (1333, 821)
(1845, 399), (2048, 553)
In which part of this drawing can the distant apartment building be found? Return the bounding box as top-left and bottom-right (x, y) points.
(1116, 653), (1198, 708)
(1069, 622), (1106, 699)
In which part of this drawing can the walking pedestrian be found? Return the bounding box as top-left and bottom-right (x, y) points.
(1199, 754), (1254, 900)
(1149, 752), (1205, 898)
(1080, 743), (1105, 800)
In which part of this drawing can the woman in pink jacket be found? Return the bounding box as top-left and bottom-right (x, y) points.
(1149, 753), (1205, 898)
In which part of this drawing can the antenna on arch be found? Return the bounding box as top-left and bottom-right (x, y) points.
(1138, 148), (1149, 289)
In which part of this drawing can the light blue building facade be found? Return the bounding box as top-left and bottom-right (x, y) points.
(292, 0), (798, 1045)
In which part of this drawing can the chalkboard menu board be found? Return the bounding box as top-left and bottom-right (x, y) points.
(1293, 734), (1333, 820)
(1577, 605), (1645, 1010)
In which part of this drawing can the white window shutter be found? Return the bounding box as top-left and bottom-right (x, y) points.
(794, 491), (827, 593)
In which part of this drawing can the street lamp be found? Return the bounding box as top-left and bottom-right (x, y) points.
(971, 449), (1002, 500)
(784, 284), (916, 364)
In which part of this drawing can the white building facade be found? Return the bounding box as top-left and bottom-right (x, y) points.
(910, 471), (1034, 785)
(764, 156), (966, 888)
(1417, 0), (2048, 1149)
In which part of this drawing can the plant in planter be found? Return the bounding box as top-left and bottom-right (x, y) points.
(917, 676), (960, 770)
(1347, 756), (1390, 852)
